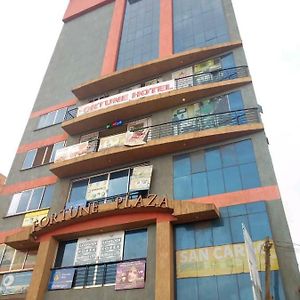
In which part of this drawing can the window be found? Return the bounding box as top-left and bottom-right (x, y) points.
(67, 165), (153, 207)
(173, 0), (229, 53)
(173, 140), (261, 200)
(21, 141), (65, 170)
(37, 105), (75, 129)
(7, 185), (54, 216)
(117, 0), (160, 70)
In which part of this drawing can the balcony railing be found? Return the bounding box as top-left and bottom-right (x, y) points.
(49, 258), (146, 289)
(64, 66), (249, 122)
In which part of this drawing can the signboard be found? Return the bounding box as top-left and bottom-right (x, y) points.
(86, 180), (107, 201)
(48, 268), (75, 290)
(129, 165), (153, 191)
(22, 209), (49, 227)
(74, 235), (102, 265)
(98, 133), (126, 150)
(172, 66), (193, 89)
(125, 129), (149, 146)
(77, 80), (176, 117)
(176, 240), (279, 278)
(115, 260), (146, 290)
(242, 224), (263, 300)
(98, 231), (124, 263)
(54, 141), (89, 163)
(0, 271), (32, 296)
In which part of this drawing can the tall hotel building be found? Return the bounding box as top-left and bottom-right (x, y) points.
(0, 0), (299, 299)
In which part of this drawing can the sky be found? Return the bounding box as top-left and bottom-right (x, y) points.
(0, 0), (299, 266)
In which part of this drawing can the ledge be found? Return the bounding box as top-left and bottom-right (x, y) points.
(63, 76), (251, 135)
(51, 122), (263, 178)
(72, 41), (243, 100)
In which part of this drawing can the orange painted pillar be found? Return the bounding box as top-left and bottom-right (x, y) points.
(159, 0), (173, 58)
(26, 238), (58, 300)
(155, 221), (174, 300)
(101, 0), (127, 75)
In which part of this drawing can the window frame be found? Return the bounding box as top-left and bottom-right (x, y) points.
(36, 107), (69, 130)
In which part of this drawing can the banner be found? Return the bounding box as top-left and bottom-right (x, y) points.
(0, 271), (32, 296)
(74, 235), (102, 265)
(124, 128), (149, 146)
(48, 268), (75, 290)
(98, 231), (124, 263)
(98, 133), (126, 150)
(22, 209), (49, 227)
(77, 80), (176, 117)
(176, 240), (279, 278)
(54, 142), (89, 162)
(172, 66), (193, 89)
(86, 180), (107, 201)
(115, 260), (146, 290)
(129, 165), (153, 191)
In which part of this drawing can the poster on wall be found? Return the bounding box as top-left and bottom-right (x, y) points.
(0, 271), (32, 296)
(22, 209), (49, 227)
(54, 142), (89, 163)
(86, 180), (108, 201)
(129, 165), (153, 191)
(48, 268), (75, 290)
(98, 133), (126, 150)
(115, 260), (146, 290)
(74, 235), (102, 266)
(124, 129), (149, 147)
(98, 231), (125, 263)
(172, 66), (193, 89)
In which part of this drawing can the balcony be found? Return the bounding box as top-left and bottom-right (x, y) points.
(50, 108), (263, 178)
(62, 66), (251, 135)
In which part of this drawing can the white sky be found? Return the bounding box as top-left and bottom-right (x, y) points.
(0, 0), (299, 266)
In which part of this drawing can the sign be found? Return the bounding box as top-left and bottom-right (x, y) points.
(115, 260), (146, 290)
(242, 224), (263, 300)
(98, 133), (126, 150)
(77, 80), (176, 117)
(48, 268), (75, 290)
(176, 240), (279, 278)
(86, 180), (107, 201)
(129, 165), (153, 191)
(0, 271), (32, 296)
(172, 66), (193, 89)
(22, 209), (49, 227)
(54, 142), (89, 162)
(98, 231), (124, 263)
(125, 128), (149, 146)
(74, 235), (102, 265)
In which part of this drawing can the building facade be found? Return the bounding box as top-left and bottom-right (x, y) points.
(0, 0), (299, 299)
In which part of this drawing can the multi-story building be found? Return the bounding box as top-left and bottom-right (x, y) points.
(0, 0), (299, 299)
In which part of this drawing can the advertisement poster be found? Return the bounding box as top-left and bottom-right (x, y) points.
(172, 66), (193, 89)
(194, 58), (221, 74)
(77, 80), (175, 117)
(176, 240), (279, 279)
(22, 209), (49, 227)
(86, 180), (107, 201)
(129, 165), (153, 191)
(48, 268), (75, 290)
(98, 133), (126, 150)
(124, 128), (149, 147)
(74, 235), (102, 265)
(54, 142), (89, 162)
(0, 271), (32, 296)
(98, 231), (124, 263)
(115, 260), (146, 290)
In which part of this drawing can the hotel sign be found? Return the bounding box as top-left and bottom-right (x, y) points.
(77, 80), (176, 117)
(32, 194), (169, 232)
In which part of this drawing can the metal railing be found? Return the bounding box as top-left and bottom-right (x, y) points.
(64, 66), (249, 121)
(50, 258), (146, 289)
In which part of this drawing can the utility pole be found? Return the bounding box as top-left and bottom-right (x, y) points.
(263, 236), (273, 300)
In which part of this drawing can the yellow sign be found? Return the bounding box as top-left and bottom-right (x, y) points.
(176, 240), (279, 278)
(22, 209), (49, 227)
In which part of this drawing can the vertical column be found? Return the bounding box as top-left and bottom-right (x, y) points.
(101, 0), (127, 76)
(26, 237), (58, 300)
(159, 0), (173, 58)
(155, 221), (174, 300)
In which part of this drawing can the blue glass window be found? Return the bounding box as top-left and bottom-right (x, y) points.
(174, 176), (192, 200)
(123, 229), (147, 260)
(117, 0), (160, 70)
(107, 170), (129, 197)
(173, 0), (229, 53)
(55, 240), (77, 267)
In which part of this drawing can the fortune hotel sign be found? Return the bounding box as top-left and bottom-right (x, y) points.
(32, 194), (169, 232)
